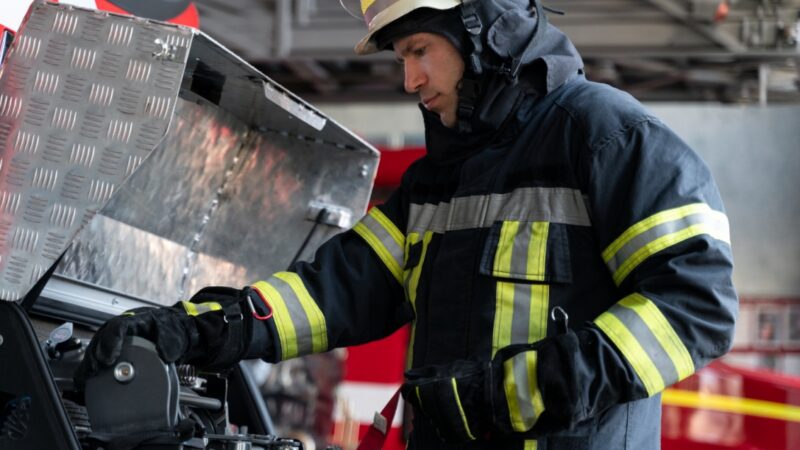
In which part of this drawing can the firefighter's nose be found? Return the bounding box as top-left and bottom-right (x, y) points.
(403, 61), (425, 94)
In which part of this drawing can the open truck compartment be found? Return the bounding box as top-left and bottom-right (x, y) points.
(0, 2), (378, 448)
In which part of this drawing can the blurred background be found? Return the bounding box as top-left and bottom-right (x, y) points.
(3, 1), (799, 449)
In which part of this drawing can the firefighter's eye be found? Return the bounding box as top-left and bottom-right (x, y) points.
(412, 46), (427, 57)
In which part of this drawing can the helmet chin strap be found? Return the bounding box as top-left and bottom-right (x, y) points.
(453, 0), (484, 133)
(455, 76), (481, 133)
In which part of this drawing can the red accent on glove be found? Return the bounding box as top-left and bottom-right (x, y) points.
(249, 285), (274, 321)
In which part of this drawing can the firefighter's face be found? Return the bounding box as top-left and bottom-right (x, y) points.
(394, 32), (465, 128)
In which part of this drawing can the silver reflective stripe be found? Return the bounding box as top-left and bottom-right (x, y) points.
(594, 293), (694, 396)
(510, 353), (536, 428)
(606, 302), (679, 386)
(353, 208), (405, 283)
(503, 351), (544, 431)
(408, 187), (590, 234)
(510, 283), (533, 345)
(268, 275), (317, 357)
(362, 211), (404, 266)
(606, 209), (729, 277)
(510, 225), (533, 277)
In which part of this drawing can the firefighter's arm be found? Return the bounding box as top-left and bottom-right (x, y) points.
(494, 117), (738, 434)
(76, 190), (412, 383)
(250, 188), (413, 362)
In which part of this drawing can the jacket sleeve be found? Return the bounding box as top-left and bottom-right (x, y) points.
(249, 188), (413, 362)
(495, 116), (738, 434)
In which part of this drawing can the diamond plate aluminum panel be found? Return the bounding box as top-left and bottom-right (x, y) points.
(0, 2), (192, 301)
(57, 97), (378, 305)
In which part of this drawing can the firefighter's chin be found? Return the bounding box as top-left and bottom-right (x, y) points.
(438, 109), (457, 128)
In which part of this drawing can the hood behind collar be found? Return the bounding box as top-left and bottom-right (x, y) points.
(424, 22), (584, 163)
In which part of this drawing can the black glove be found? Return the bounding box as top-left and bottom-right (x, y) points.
(401, 342), (558, 443)
(401, 360), (493, 443)
(75, 286), (265, 388)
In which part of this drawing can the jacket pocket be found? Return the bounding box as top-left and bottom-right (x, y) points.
(481, 220), (572, 356)
(479, 220), (572, 283)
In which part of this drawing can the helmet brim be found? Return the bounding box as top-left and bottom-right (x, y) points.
(354, 0), (461, 55)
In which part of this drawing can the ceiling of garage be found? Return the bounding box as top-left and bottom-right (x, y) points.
(194, 0), (800, 104)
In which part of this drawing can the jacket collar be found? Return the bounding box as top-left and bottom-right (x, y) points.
(423, 23), (583, 164)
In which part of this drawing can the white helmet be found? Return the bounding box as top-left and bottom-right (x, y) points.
(342, 0), (462, 54)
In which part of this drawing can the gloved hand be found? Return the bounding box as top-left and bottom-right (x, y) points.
(401, 360), (493, 443)
(401, 343), (554, 443)
(75, 286), (269, 388)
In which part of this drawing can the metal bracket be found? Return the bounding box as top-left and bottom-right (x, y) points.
(307, 200), (352, 229)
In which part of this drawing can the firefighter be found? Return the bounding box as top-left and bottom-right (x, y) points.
(77, 1), (738, 448)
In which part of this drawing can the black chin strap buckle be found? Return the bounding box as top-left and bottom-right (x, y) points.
(460, 0), (484, 75)
(462, 11), (482, 35)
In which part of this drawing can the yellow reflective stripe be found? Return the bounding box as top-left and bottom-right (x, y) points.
(371, 207), (404, 249)
(662, 389), (800, 423)
(595, 312), (665, 395)
(491, 221), (550, 357)
(529, 284), (549, 342)
(404, 231), (433, 369)
(603, 203), (710, 260)
(404, 232), (419, 370)
(526, 222), (549, 278)
(353, 222), (402, 283)
(182, 301), (199, 316)
(524, 440), (538, 450)
(406, 324), (417, 370)
(602, 203), (730, 285)
(619, 294), (694, 381)
(503, 358), (524, 430)
(450, 378), (476, 440)
(253, 280), (298, 359)
(503, 352), (544, 432)
(493, 281), (516, 357)
(493, 221), (519, 275)
(527, 222), (550, 345)
(525, 352), (546, 423)
(353, 208), (405, 284)
(406, 232), (433, 307)
(274, 272), (328, 354)
(613, 220), (726, 285)
(181, 301), (222, 316)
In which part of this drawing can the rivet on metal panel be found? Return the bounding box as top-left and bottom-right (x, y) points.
(152, 38), (177, 61)
(360, 164), (369, 178)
